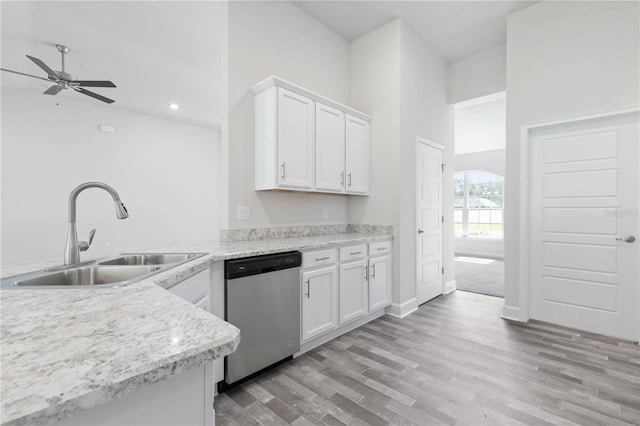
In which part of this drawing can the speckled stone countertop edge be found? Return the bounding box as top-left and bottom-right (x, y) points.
(5, 334), (241, 426)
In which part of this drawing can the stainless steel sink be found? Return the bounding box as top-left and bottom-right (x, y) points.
(13, 266), (162, 287)
(98, 253), (201, 266)
(1, 252), (206, 289)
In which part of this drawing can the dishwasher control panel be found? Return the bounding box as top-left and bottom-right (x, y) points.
(225, 251), (302, 279)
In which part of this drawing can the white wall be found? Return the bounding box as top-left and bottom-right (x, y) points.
(348, 20), (402, 302)
(226, 1), (351, 229)
(504, 1), (640, 317)
(455, 98), (506, 154)
(1, 88), (222, 263)
(349, 19), (453, 316)
(455, 149), (505, 176)
(448, 43), (506, 105)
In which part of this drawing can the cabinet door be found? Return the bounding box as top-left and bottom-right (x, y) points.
(369, 255), (392, 311)
(302, 266), (338, 342)
(339, 259), (368, 325)
(345, 115), (370, 194)
(315, 103), (345, 192)
(277, 88), (314, 190)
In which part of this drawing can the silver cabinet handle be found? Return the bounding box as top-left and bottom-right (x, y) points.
(376, 247), (385, 251)
(371, 264), (376, 279)
(281, 162), (286, 179)
(348, 172), (352, 187)
(340, 172), (344, 185)
(305, 279), (311, 298)
(616, 235), (636, 243)
(417, 229), (424, 234)
(350, 251), (362, 255)
(315, 256), (330, 261)
(364, 265), (368, 280)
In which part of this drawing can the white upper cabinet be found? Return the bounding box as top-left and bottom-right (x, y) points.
(345, 115), (370, 194)
(315, 104), (345, 193)
(253, 76), (371, 195)
(255, 86), (314, 191)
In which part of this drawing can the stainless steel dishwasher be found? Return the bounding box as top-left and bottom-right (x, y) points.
(221, 251), (302, 390)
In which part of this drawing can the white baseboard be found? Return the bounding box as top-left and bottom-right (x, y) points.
(386, 298), (418, 318)
(444, 280), (456, 294)
(501, 305), (523, 322)
(295, 308), (386, 356)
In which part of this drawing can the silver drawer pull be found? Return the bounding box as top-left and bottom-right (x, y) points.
(315, 256), (330, 261)
(350, 251), (362, 255)
(376, 247), (386, 251)
(305, 279), (310, 298)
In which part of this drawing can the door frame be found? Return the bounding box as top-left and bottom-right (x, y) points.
(508, 107), (640, 327)
(415, 135), (445, 304)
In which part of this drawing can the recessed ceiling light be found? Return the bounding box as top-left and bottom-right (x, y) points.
(169, 103), (179, 110)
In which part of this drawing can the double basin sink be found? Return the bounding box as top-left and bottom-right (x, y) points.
(1, 253), (206, 289)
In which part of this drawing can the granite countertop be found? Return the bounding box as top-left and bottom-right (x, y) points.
(0, 231), (392, 426)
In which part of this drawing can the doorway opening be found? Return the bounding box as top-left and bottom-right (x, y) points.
(453, 92), (505, 298)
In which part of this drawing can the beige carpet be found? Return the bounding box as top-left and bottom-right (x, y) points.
(454, 255), (504, 297)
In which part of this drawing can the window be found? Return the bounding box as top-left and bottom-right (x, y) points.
(454, 171), (503, 238)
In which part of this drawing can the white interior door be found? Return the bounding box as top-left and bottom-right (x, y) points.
(416, 138), (443, 305)
(530, 114), (639, 341)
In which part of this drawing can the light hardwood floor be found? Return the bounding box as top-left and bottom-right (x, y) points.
(215, 290), (640, 425)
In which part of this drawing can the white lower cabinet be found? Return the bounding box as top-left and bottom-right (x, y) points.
(301, 240), (392, 349)
(301, 265), (338, 342)
(368, 254), (392, 311)
(339, 259), (368, 325)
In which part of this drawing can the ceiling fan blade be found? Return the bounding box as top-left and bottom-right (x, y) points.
(75, 80), (116, 88)
(25, 55), (59, 79)
(73, 87), (115, 104)
(43, 84), (63, 95)
(0, 67), (52, 82)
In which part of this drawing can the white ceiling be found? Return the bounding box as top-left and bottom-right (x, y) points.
(1, 1), (223, 128)
(294, 0), (538, 62)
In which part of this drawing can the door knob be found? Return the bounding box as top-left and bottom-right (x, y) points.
(615, 235), (636, 243)
(417, 229), (424, 234)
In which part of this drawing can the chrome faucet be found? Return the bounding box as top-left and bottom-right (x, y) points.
(64, 182), (129, 265)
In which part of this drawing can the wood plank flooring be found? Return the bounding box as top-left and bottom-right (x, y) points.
(215, 291), (640, 425)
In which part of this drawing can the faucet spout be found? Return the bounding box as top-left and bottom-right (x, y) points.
(64, 182), (129, 265)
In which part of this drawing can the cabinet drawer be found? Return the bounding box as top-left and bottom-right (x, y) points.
(168, 269), (209, 304)
(369, 240), (391, 257)
(339, 244), (367, 262)
(302, 248), (336, 269)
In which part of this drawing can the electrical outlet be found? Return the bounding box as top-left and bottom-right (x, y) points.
(104, 242), (110, 249)
(237, 206), (250, 221)
(323, 208), (329, 219)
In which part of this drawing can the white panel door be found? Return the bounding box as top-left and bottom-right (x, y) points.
(301, 266), (338, 342)
(530, 114), (639, 341)
(369, 255), (392, 311)
(277, 88), (314, 190)
(338, 259), (368, 325)
(315, 103), (346, 192)
(416, 139), (443, 305)
(345, 115), (370, 194)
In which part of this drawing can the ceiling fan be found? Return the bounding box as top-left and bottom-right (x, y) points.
(0, 44), (116, 104)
